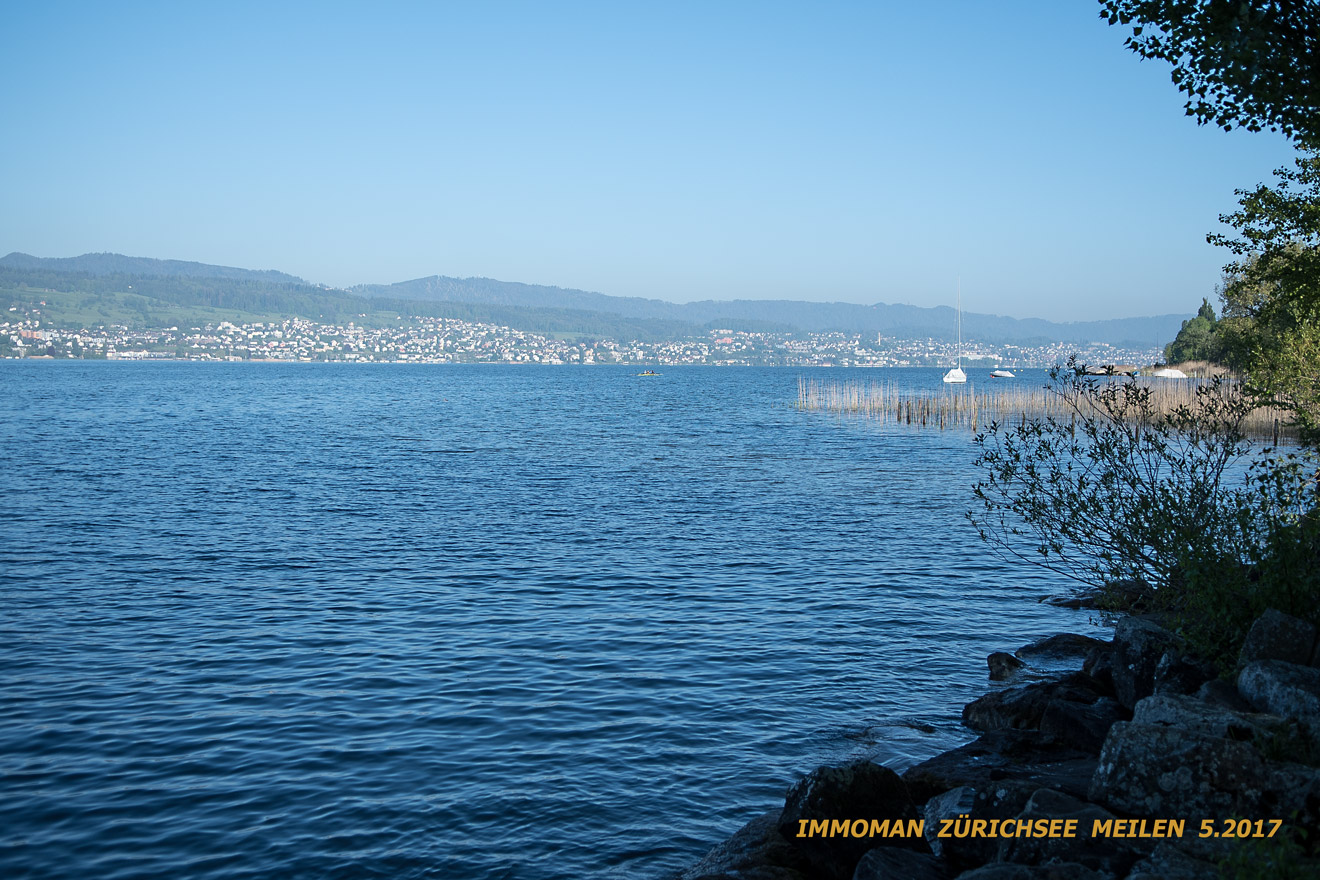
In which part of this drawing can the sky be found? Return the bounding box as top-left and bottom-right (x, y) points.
(0, 1), (1300, 322)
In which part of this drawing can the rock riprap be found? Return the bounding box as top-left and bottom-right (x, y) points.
(677, 612), (1320, 880)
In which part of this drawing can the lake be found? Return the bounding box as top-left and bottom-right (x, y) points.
(0, 362), (1098, 880)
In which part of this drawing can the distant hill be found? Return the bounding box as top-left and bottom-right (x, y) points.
(0, 251), (308, 285)
(3, 252), (1187, 346)
(1, 252), (374, 325)
(0, 253), (702, 339)
(358, 274), (1187, 347)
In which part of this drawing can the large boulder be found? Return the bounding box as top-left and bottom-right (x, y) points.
(777, 761), (922, 880)
(678, 810), (810, 880)
(1090, 721), (1270, 817)
(996, 788), (1149, 876)
(1088, 719), (1320, 847)
(1089, 690), (1320, 859)
(1109, 617), (1179, 710)
(961, 671), (1123, 754)
(1238, 609), (1317, 668)
(1238, 660), (1320, 744)
(1129, 692), (1287, 741)
(962, 673), (1111, 734)
(903, 730), (1097, 805)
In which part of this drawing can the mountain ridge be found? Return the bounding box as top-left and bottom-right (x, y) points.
(356, 272), (1185, 346)
(2, 252), (1187, 346)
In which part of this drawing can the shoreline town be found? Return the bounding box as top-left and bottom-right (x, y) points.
(2, 316), (1160, 368)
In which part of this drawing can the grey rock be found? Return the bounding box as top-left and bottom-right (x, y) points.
(1015, 634), (1110, 663)
(1239, 608), (1317, 668)
(1238, 660), (1320, 743)
(989, 652), (1026, 682)
(997, 788), (1146, 876)
(1194, 678), (1252, 713)
(1039, 697), (1126, 754)
(903, 730), (1097, 806)
(963, 685), (1051, 733)
(1152, 651), (1216, 697)
(1087, 720), (1320, 854)
(1110, 617), (1179, 710)
(923, 782), (1037, 872)
(1090, 721), (1266, 817)
(852, 846), (946, 880)
(778, 761), (921, 880)
(1130, 692), (1286, 741)
(963, 673), (1110, 734)
(678, 810), (810, 880)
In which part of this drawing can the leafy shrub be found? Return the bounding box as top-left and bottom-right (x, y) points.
(969, 361), (1319, 665)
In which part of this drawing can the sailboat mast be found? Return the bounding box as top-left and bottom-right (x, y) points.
(941, 278), (968, 384)
(957, 278), (962, 370)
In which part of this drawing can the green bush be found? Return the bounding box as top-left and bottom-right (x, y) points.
(969, 361), (1319, 665)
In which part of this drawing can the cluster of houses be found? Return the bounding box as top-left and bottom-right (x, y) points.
(1, 316), (1159, 368)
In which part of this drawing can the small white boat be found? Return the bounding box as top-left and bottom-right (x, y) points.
(990, 369), (1015, 379)
(942, 281), (967, 384)
(1150, 367), (1188, 379)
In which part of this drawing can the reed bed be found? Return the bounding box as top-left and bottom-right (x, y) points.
(796, 376), (1295, 441)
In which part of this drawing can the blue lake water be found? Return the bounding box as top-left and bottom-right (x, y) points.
(0, 363), (1100, 880)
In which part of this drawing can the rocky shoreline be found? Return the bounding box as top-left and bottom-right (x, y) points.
(676, 609), (1320, 880)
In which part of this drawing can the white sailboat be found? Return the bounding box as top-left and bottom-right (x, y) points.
(942, 280), (967, 384)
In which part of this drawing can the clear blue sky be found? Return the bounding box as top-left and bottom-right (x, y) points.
(0, 1), (1298, 322)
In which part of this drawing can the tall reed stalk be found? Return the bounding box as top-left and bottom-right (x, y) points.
(796, 376), (1294, 441)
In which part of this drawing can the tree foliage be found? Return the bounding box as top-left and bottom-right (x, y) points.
(1211, 147), (1320, 286)
(1099, 0), (1320, 141)
(1209, 148), (1320, 441)
(970, 364), (1320, 662)
(1164, 297), (1223, 362)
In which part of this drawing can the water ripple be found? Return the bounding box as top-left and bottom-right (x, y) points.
(1, 363), (1098, 880)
